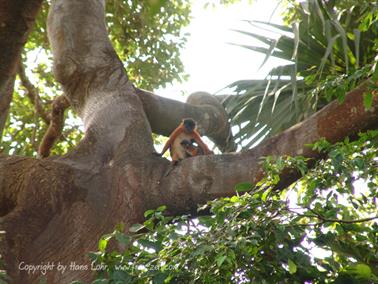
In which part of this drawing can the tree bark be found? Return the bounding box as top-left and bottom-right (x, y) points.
(136, 89), (236, 152)
(1, 0), (378, 283)
(0, 76), (14, 141)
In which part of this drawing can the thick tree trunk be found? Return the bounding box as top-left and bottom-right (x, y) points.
(1, 0), (378, 283)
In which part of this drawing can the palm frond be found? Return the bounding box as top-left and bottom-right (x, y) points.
(222, 0), (378, 150)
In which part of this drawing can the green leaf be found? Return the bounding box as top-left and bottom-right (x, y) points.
(144, 209), (155, 218)
(98, 233), (113, 252)
(235, 182), (252, 192)
(363, 93), (373, 110)
(347, 263), (372, 279)
(216, 255), (227, 267)
(230, 196), (239, 203)
(144, 219), (155, 231)
(115, 232), (131, 247)
(288, 259), (297, 275)
(372, 64), (378, 81)
(156, 205), (167, 212)
(98, 239), (108, 252)
(198, 216), (214, 227)
(261, 188), (271, 202)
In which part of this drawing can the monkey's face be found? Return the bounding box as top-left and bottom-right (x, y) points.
(183, 118), (196, 133)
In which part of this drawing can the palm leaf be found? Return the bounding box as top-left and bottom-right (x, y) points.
(222, 0), (377, 150)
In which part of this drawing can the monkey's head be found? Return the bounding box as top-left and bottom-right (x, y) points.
(183, 118), (196, 133)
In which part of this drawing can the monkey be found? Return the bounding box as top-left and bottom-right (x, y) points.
(160, 118), (211, 164)
(180, 139), (204, 157)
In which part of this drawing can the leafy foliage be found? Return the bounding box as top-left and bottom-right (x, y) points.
(104, 0), (191, 89)
(2, 66), (83, 156)
(28, 0), (191, 90)
(224, 0), (378, 149)
(86, 131), (378, 283)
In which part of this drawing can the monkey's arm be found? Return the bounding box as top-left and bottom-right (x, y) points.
(160, 127), (183, 155)
(193, 131), (211, 154)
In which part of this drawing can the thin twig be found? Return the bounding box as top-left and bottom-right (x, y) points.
(18, 61), (51, 124)
(298, 207), (378, 224)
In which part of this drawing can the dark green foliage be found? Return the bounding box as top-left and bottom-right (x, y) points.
(28, 0), (191, 90)
(2, 70), (82, 156)
(88, 131), (378, 283)
(104, 0), (191, 90)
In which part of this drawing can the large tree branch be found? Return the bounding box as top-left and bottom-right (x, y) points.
(0, 0), (43, 140)
(136, 89), (236, 152)
(47, 0), (154, 167)
(150, 82), (378, 214)
(0, 75), (15, 141)
(0, 0), (43, 89)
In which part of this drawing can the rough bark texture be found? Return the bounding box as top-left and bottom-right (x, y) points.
(0, 75), (15, 141)
(1, 0), (378, 283)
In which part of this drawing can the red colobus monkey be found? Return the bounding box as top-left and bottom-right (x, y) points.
(160, 118), (211, 163)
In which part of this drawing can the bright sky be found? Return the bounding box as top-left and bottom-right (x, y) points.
(156, 0), (288, 100)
